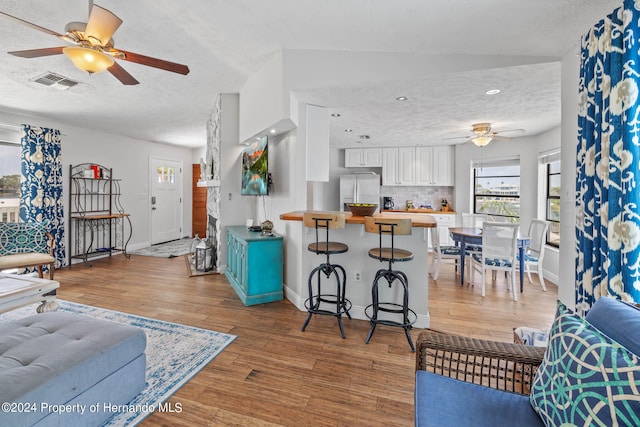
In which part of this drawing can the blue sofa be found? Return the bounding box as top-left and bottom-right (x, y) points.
(415, 297), (640, 427)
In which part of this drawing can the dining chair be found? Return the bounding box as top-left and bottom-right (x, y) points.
(429, 228), (462, 280)
(461, 212), (488, 273)
(470, 222), (520, 301)
(461, 213), (488, 228)
(517, 219), (550, 291)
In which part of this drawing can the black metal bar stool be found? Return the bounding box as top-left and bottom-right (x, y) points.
(364, 216), (416, 352)
(301, 212), (352, 338)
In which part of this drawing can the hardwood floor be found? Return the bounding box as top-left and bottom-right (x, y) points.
(55, 254), (557, 426)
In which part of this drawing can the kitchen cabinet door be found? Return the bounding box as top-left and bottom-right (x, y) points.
(345, 148), (382, 167)
(415, 147), (434, 185)
(432, 146), (454, 186)
(363, 148), (382, 166)
(345, 149), (364, 167)
(415, 146), (454, 186)
(397, 147), (416, 185)
(382, 148), (399, 185)
(382, 147), (415, 185)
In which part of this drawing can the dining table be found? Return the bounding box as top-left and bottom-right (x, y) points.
(448, 227), (531, 292)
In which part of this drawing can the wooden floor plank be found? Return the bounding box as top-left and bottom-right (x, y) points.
(52, 253), (557, 426)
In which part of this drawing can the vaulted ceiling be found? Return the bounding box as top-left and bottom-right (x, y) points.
(0, 0), (621, 148)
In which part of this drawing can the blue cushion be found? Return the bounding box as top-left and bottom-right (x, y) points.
(465, 244), (482, 252)
(585, 297), (640, 357)
(439, 245), (461, 256)
(415, 371), (543, 427)
(471, 253), (512, 267)
(517, 253), (538, 263)
(529, 302), (640, 427)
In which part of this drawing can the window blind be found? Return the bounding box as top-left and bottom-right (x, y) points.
(539, 149), (560, 164)
(471, 156), (520, 169)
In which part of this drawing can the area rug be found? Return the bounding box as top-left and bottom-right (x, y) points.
(184, 254), (218, 277)
(129, 237), (194, 258)
(0, 300), (236, 426)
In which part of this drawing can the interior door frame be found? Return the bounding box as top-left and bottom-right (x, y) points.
(148, 156), (184, 245)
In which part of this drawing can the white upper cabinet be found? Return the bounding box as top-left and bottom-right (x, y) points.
(344, 148), (382, 167)
(398, 147), (416, 185)
(415, 147), (434, 186)
(382, 147), (415, 186)
(415, 146), (454, 186)
(432, 146), (454, 186)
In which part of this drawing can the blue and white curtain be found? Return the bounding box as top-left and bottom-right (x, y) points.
(576, 0), (640, 314)
(20, 125), (66, 268)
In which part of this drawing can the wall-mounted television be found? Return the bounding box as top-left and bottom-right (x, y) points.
(241, 136), (269, 196)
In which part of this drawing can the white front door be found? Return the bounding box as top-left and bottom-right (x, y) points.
(150, 157), (182, 244)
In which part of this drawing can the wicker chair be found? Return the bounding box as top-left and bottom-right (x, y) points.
(415, 329), (545, 394)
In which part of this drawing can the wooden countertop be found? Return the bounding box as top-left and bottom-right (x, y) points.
(382, 209), (456, 214)
(280, 211), (437, 228)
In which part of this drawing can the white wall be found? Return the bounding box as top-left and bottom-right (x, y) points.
(239, 52), (285, 143)
(559, 45), (581, 309)
(259, 127), (306, 302)
(0, 110), (195, 255)
(192, 146), (206, 164)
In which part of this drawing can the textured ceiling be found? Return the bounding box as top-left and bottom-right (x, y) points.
(0, 0), (622, 148)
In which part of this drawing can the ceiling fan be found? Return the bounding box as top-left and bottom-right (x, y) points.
(0, 3), (190, 85)
(445, 123), (525, 147)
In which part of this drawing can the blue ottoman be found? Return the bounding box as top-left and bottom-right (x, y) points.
(0, 312), (146, 426)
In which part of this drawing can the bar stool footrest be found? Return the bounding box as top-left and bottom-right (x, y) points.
(304, 295), (352, 316)
(364, 303), (417, 328)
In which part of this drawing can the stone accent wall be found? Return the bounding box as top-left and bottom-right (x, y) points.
(206, 95), (222, 270)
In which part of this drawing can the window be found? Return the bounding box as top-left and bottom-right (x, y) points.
(156, 165), (176, 183)
(0, 141), (21, 222)
(541, 151), (561, 248)
(472, 157), (520, 223)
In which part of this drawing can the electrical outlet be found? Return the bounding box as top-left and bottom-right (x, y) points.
(354, 271), (361, 282)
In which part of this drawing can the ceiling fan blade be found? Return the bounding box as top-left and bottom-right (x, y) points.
(116, 49), (190, 75)
(107, 61), (140, 85)
(495, 128), (525, 136)
(85, 5), (123, 45)
(0, 11), (64, 37)
(492, 135), (512, 142)
(8, 47), (65, 58)
(442, 135), (470, 141)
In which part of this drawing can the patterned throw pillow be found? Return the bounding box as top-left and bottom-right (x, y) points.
(529, 302), (640, 426)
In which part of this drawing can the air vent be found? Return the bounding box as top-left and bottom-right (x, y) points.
(31, 72), (79, 90)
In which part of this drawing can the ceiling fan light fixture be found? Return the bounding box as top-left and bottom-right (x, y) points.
(63, 46), (114, 74)
(472, 135), (493, 147)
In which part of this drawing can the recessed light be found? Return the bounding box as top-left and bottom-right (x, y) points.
(270, 129), (276, 134)
(345, 129), (353, 132)
(331, 113), (341, 117)
(485, 89), (501, 95)
(396, 96), (408, 101)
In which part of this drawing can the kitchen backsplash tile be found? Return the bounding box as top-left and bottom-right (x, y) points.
(380, 186), (453, 210)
